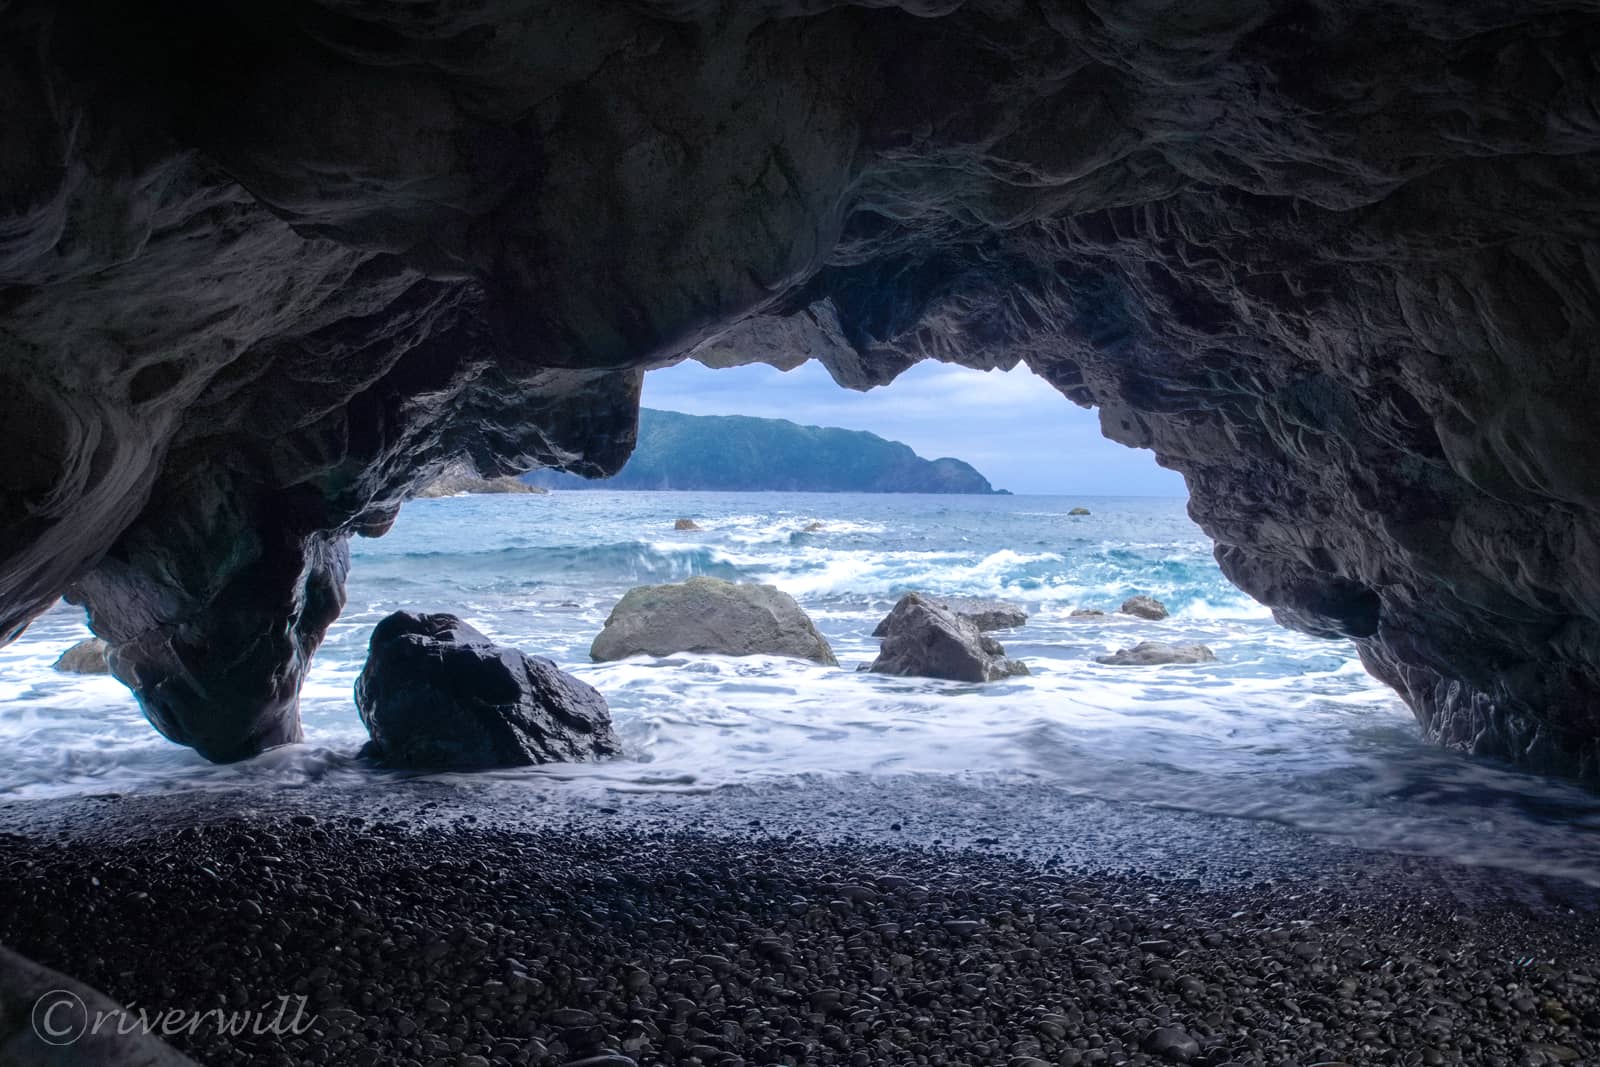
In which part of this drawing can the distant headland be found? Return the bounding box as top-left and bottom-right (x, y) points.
(523, 409), (1007, 494)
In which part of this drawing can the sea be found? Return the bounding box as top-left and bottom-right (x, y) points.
(4, 491), (1600, 883)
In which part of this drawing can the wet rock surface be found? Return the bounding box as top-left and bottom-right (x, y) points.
(1121, 597), (1171, 622)
(2, 1), (1600, 773)
(50, 637), (109, 674)
(591, 577), (837, 665)
(871, 596), (1026, 636)
(357, 612), (618, 771)
(870, 593), (1029, 682)
(414, 465), (546, 498)
(0, 788), (1596, 1067)
(1097, 642), (1217, 666)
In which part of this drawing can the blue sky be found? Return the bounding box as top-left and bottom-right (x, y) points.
(642, 359), (1188, 496)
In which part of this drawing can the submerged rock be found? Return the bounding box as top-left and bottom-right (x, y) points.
(1070, 608), (1106, 618)
(1097, 641), (1215, 666)
(872, 596), (1026, 636)
(52, 637), (110, 674)
(590, 577), (837, 665)
(802, 521), (825, 532)
(870, 593), (1029, 683)
(673, 518), (703, 531)
(357, 612), (618, 770)
(1120, 596), (1170, 621)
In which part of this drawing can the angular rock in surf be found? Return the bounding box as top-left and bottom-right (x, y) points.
(52, 637), (110, 674)
(357, 612), (618, 770)
(1096, 641), (1215, 666)
(590, 577), (837, 666)
(870, 592), (1029, 683)
(1120, 595), (1170, 621)
(673, 518), (703, 531)
(871, 595), (1027, 636)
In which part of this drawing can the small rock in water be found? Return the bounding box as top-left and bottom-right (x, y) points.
(1069, 608), (1105, 618)
(1068, 506), (1091, 515)
(673, 517), (702, 531)
(1120, 595), (1169, 620)
(802, 521), (825, 532)
(870, 593), (1028, 682)
(872, 594), (1026, 635)
(52, 637), (111, 674)
(1097, 641), (1215, 666)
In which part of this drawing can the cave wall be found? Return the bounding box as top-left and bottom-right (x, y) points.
(4, 0), (1600, 771)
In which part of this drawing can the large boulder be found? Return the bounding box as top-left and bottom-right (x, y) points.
(872, 596), (1026, 636)
(870, 593), (1029, 683)
(357, 612), (618, 770)
(1097, 641), (1216, 666)
(0, 943), (199, 1065)
(51, 638), (109, 674)
(590, 577), (836, 665)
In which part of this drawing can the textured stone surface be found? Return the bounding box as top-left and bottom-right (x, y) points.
(870, 593), (1029, 683)
(1097, 642), (1217, 667)
(356, 612), (617, 770)
(591, 578), (837, 666)
(1121, 596), (1171, 622)
(413, 464), (546, 498)
(0, 943), (199, 1065)
(872, 596), (1026, 636)
(51, 638), (109, 675)
(2, 1), (1600, 772)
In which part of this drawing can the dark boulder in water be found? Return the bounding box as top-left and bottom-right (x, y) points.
(591, 578), (836, 666)
(52, 637), (110, 674)
(357, 612), (618, 771)
(1097, 641), (1216, 666)
(673, 518), (703, 531)
(1120, 596), (1170, 621)
(872, 596), (1026, 636)
(1069, 507), (1091, 516)
(870, 593), (1029, 683)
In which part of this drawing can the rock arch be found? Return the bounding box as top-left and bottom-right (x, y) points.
(3, 0), (1599, 771)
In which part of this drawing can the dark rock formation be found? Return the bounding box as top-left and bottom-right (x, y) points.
(1121, 597), (1171, 622)
(3, 1), (1600, 772)
(591, 578), (836, 666)
(356, 612), (617, 771)
(1070, 609), (1107, 619)
(52, 637), (110, 674)
(1069, 508), (1091, 517)
(872, 596), (1026, 636)
(414, 464), (547, 498)
(1097, 642), (1217, 667)
(870, 593), (1029, 683)
(1, 943), (199, 1065)
(673, 519), (703, 532)
(527, 409), (1001, 493)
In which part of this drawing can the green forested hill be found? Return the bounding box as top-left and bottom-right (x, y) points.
(524, 409), (1004, 494)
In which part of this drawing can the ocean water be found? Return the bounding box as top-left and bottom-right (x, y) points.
(4, 491), (1600, 883)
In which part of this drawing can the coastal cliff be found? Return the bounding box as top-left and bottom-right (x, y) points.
(525, 410), (1003, 494)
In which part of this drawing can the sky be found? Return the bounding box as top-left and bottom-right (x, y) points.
(641, 359), (1188, 497)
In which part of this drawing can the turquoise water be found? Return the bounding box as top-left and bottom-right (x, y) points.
(4, 491), (1600, 882)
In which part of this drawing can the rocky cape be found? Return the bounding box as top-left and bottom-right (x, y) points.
(524, 409), (1003, 494)
(3, 1), (1600, 774)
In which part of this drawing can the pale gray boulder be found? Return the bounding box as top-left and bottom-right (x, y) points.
(591, 577), (837, 666)
(1096, 641), (1216, 666)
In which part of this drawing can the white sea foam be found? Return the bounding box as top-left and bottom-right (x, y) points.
(5, 491), (1598, 884)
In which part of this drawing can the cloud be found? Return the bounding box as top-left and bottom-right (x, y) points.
(641, 359), (1187, 496)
